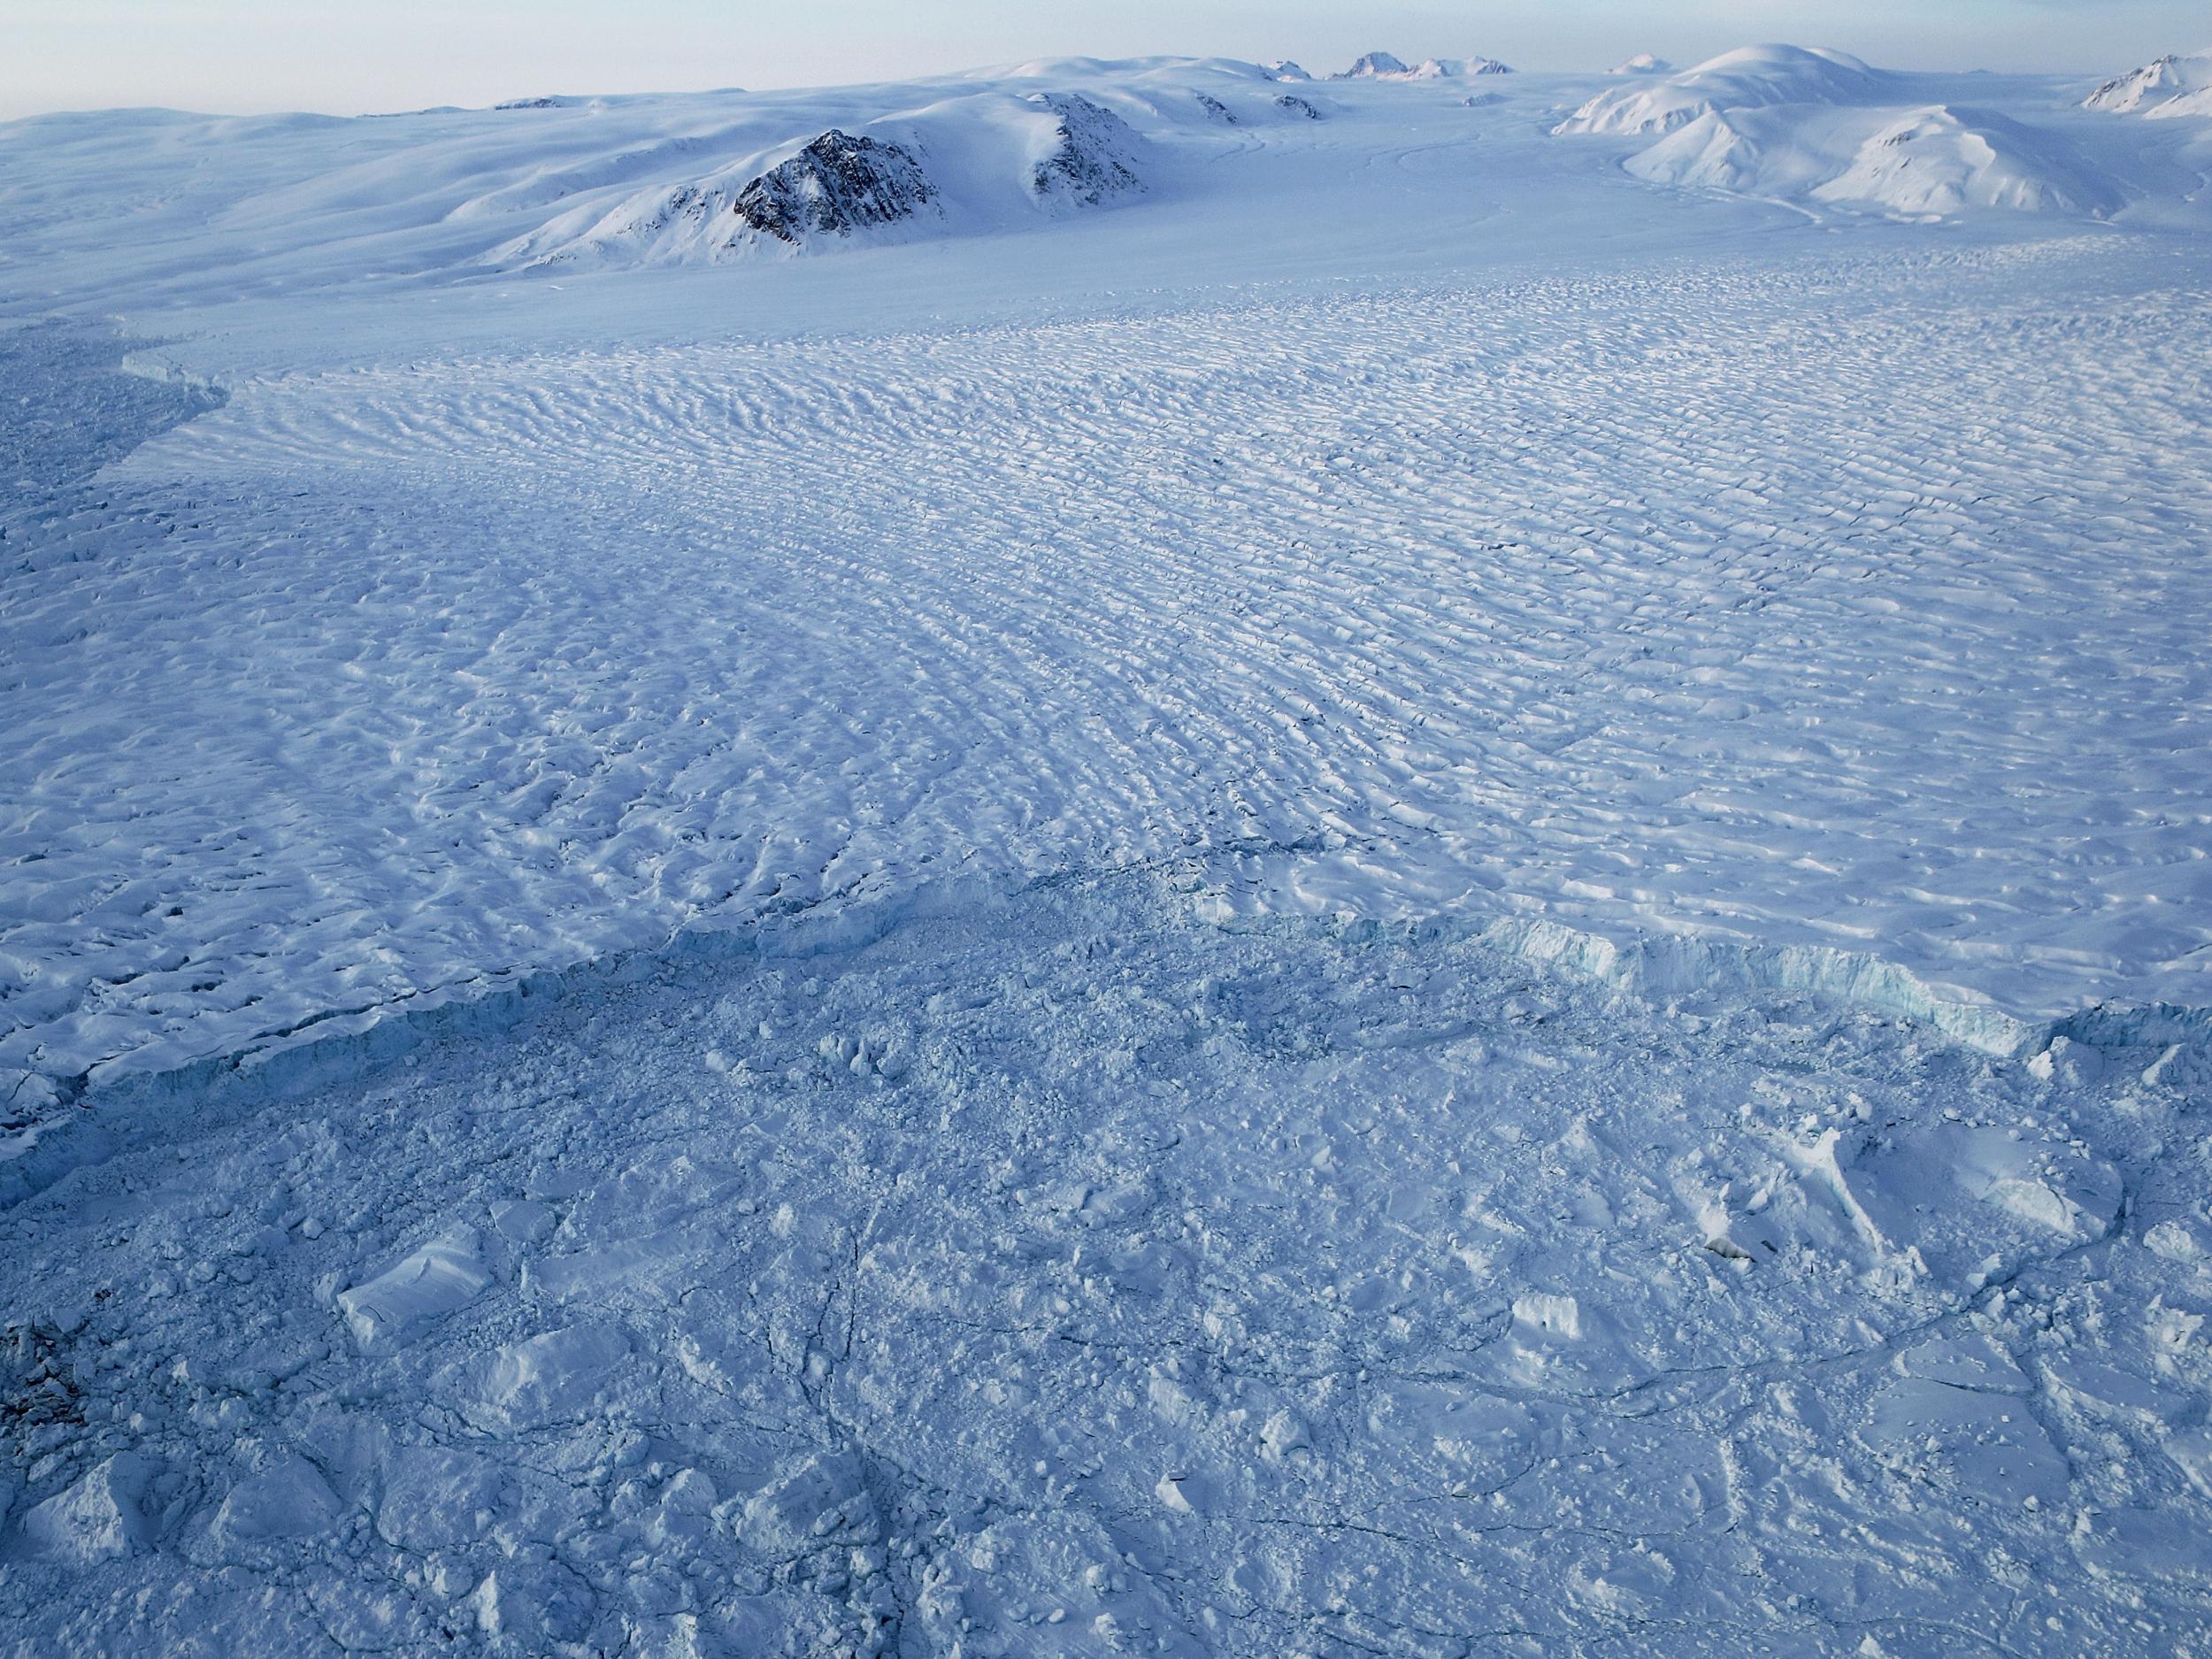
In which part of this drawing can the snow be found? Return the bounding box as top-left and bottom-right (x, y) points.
(3, 43), (2211, 1659)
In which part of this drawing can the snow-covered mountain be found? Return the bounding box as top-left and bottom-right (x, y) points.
(2084, 49), (2212, 118)
(1609, 52), (1671, 77)
(1333, 51), (1510, 81)
(1333, 50), (1411, 80)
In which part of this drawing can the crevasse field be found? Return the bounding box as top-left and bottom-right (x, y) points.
(3, 43), (2212, 1659)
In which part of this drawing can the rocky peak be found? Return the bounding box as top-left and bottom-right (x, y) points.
(733, 129), (938, 245)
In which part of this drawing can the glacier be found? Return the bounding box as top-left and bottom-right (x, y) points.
(4, 44), (2212, 1659)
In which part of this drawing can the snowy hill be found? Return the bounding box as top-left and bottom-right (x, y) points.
(1609, 53), (1671, 77)
(495, 129), (943, 266)
(1629, 103), (2123, 218)
(2084, 49), (2212, 118)
(1563, 45), (2124, 219)
(1556, 43), (1889, 136)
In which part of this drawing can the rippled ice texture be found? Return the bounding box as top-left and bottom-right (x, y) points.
(7, 240), (2212, 1096)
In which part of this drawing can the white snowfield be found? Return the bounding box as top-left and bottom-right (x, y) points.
(3, 42), (2212, 1659)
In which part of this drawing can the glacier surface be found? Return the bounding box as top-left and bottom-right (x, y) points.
(4, 44), (2212, 1659)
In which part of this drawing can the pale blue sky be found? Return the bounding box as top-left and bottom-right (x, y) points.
(7, 1), (2206, 119)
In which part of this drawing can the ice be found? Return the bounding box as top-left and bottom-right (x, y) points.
(19, 1453), (161, 1566)
(335, 1225), (495, 1349)
(207, 1453), (346, 1548)
(3, 41), (2210, 1659)
(3, 871), (2205, 1651)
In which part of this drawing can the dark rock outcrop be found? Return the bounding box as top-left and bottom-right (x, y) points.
(732, 130), (937, 245)
(1025, 94), (1145, 206)
(1275, 95), (1323, 120)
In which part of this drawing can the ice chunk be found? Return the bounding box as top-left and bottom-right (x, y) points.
(336, 1225), (494, 1350)
(21, 1452), (159, 1566)
(466, 1323), (633, 1432)
(736, 1450), (879, 1558)
(210, 1453), (345, 1548)
(1513, 1292), (1584, 1340)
